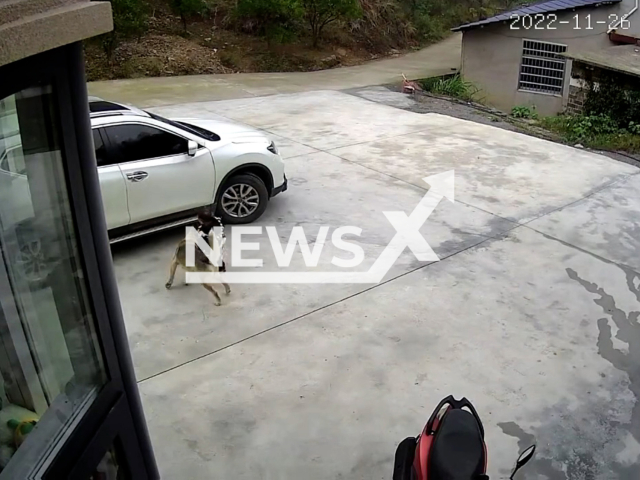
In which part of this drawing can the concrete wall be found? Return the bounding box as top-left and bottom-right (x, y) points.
(0, 0), (113, 67)
(460, 0), (640, 115)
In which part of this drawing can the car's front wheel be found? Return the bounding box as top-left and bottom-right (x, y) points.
(216, 173), (269, 224)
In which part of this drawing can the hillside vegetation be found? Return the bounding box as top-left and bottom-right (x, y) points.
(85, 0), (524, 81)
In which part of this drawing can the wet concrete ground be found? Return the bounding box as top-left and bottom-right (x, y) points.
(112, 90), (640, 479)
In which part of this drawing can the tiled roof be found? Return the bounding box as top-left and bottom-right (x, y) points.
(452, 0), (622, 31)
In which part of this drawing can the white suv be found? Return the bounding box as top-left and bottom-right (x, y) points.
(0, 98), (287, 285)
(89, 98), (287, 242)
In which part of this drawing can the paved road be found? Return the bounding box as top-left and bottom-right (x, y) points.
(87, 34), (461, 107)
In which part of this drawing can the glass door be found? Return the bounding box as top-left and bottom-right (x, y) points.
(0, 83), (108, 477)
(0, 44), (157, 479)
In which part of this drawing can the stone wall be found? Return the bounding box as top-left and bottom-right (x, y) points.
(566, 85), (588, 115)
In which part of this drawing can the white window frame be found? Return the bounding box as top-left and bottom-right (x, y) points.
(518, 39), (568, 96)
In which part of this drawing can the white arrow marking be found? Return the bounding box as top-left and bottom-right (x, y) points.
(367, 171), (454, 281)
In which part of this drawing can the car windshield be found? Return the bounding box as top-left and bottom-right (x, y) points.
(145, 111), (220, 141)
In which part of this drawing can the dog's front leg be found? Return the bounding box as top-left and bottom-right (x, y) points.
(202, 283), (222, 306)
(218, 261), (230, 295)
(165, 258), (179, 289)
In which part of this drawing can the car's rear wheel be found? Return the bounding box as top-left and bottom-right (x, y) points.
(216, 173), (269, 224)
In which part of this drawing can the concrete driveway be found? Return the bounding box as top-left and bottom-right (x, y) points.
(112, 91), (640, 479)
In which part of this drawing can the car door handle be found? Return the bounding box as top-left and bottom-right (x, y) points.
(126, 171), (148, 182)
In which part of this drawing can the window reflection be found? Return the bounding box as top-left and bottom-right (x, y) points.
(0, 87), (106, 476)
(89, 443), (128, 480)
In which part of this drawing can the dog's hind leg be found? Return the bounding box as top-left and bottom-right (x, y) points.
(202, 284), (222, 306)
(165, 258), (179, 289)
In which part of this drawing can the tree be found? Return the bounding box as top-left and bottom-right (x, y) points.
(301, 0), (361, 47)
(100, 0), (148, 58)
(236, 0), (303, 46)
(170, 0), (210, 32)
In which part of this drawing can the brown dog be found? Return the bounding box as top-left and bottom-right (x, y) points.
(165, 212), (230, 306)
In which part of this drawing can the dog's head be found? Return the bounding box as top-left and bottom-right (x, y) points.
(197, 211), (226, 257)
(197, 212), (224, 236)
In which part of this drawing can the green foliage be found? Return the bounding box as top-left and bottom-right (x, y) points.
(629, 121), (640, 135)
(411, 1), (458, 41)
(399, 0), (527, 42)
(100, 0), (148, 58)
(349, 0), (415, 51)
(538, 113), (640, 153)
(302, 0), (361, 47)
(236, 0), (303, 44)
(511, 105), (538, 119)
(170, 0), (210, 31)
(420, 74), (479, 101)
(583, 74), (640, 130)
(539, 114), (617, 142)
(536, 72), (640, 153)
(589, 132), (640, 153)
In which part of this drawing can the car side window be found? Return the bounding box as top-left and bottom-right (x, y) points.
(105, 124), (188, 164)
(92, 129), (108, 166)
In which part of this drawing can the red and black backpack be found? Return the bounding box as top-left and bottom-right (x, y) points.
(393, 396), (488, 480)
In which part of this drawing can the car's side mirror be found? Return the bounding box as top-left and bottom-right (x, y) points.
(188, 140), (198, 157)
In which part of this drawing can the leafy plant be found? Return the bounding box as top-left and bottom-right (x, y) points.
(539, 114), (617, 142)
(99, 0), (148, 58)
(236, 0), (303, 45)
(536, 113), (640, 152)
(302, 0), (361, 47)
(628, 121), (640, 135)
(420, 74), (479, 101)
(170, 0), (210, 32)
(511, 105), (538, 119)
(582, 72), (640, 129)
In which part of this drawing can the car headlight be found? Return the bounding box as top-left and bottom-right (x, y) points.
(267, 141), (279, 155)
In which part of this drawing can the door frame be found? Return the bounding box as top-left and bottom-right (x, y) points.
(0, 43), (158, 478)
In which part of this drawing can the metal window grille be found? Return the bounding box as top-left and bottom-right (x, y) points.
(518, 40), (567, 95)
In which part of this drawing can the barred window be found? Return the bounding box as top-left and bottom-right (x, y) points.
(518, 40), (567, 95)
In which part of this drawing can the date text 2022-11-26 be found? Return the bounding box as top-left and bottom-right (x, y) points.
(510, 12), (631, 30)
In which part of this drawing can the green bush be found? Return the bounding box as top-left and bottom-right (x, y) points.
(420, 74), (479, 101)
(411, 1), (456, 41)
(404, 0), (522, 41)
(170, 0), (210, 32)
(511, 105), (538, 119)
(540, 114), (617, 142)
(100, 0), (148, 58)
(539, 113), (640, 153)
(583, 74), (640, 129)
(302, 0), (361, 47)
(629, 121), (640, 135)
(236, 0), (303, 45)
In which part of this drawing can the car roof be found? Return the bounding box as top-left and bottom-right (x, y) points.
(88, 97), (149, 121)
(90, 113), (155, 128)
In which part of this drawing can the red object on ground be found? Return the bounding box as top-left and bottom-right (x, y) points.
(402, 73), (423, 94)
